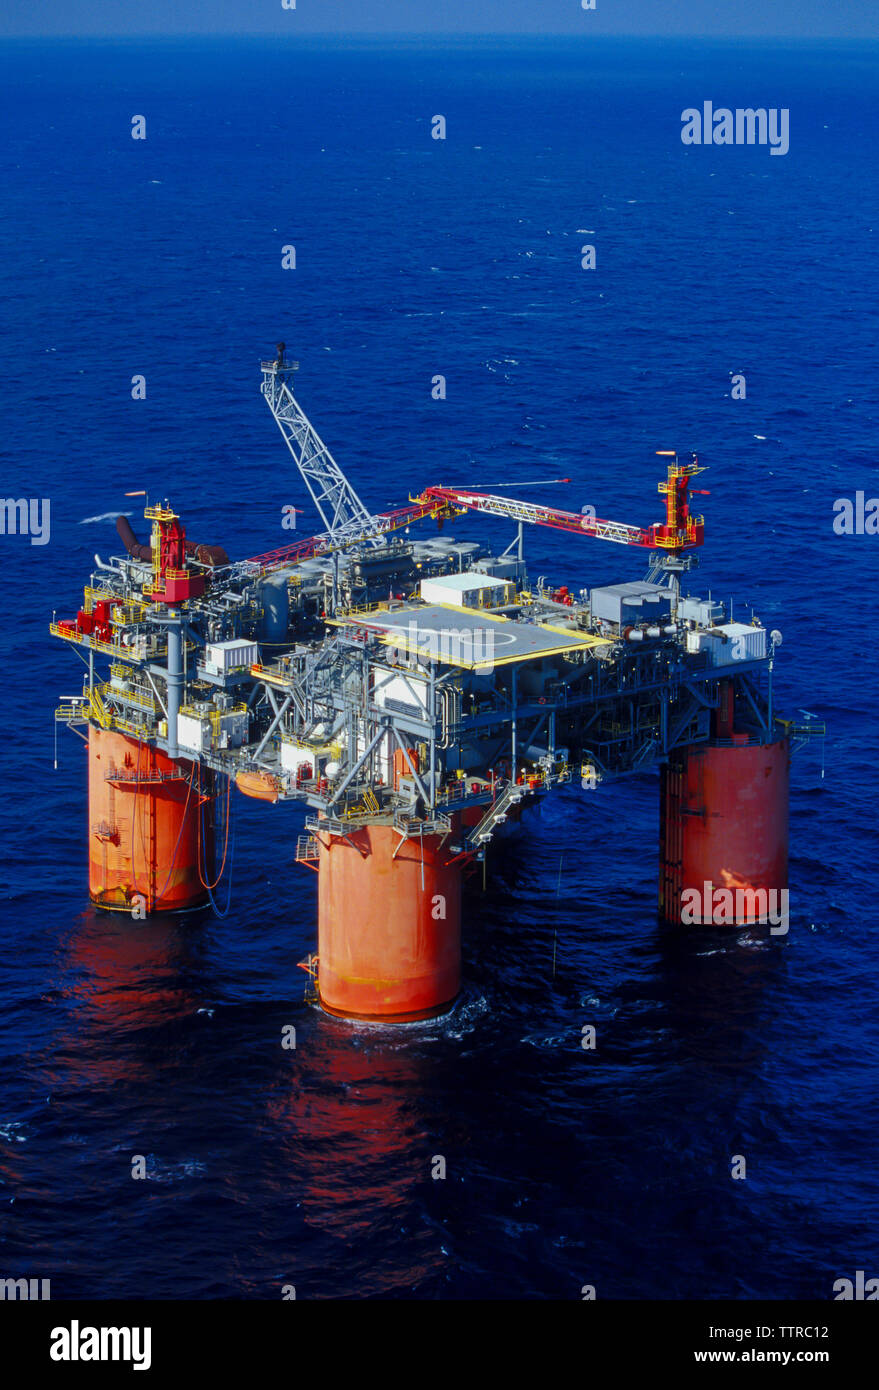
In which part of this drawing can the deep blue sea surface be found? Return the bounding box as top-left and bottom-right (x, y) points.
(1, 35), (877, 1299)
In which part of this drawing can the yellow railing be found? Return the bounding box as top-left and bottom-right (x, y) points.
(281, 734), (341, 757)
(179, 702), (247, 734)
(50, 622), (127, 659)
(55, 703), (84, 721)
(50, 621), (194, 661)
(113, 683), (155, 713)
(90, 679), (156, 719)
(653, 516), (704, 550)
(83, 586), (116, 614)
(339, 600), (385, 617)
(251, 661), (294, 684)
(143, 567), (191, 598)
(115, 600), (148, 624)
(86, 683), (112, 729)
(342, 803), (380, 821)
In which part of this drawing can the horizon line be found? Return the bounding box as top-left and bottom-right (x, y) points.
(1, 31), (878, 42)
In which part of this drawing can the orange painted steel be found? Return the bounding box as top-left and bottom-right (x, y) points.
(316, 820), (463, 1021)
(88, 725), (213, 913)
(392, 746), (418, 791)
(659, 737), (790, 925)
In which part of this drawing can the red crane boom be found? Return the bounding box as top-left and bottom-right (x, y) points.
(247, 454), (706, 569)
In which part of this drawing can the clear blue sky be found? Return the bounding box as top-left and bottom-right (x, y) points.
(1, 1), (877, 39)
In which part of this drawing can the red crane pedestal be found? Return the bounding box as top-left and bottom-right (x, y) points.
(659, 736), (790, 927)
(316, 821), (463, 1021)
(88, 726), (214, 913)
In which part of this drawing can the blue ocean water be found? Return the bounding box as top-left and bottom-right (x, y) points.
(0, 35), (877, 1300)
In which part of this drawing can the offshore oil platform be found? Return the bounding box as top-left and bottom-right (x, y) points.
(52, 351), (800, 1021)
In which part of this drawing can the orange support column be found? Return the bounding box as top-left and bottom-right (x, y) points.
(88, 725), (213, 913)
(659, 736), (790, 927)
(316, 821), (463, 1021)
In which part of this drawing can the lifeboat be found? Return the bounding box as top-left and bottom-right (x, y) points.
(235, 770), (280, 803)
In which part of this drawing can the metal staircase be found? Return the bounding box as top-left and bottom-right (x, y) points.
(468, 783), (525, 847)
